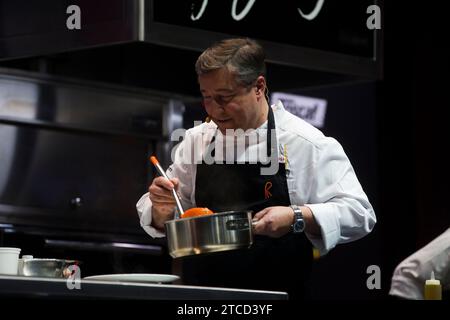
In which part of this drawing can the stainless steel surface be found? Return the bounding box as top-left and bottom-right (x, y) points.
(21, 258), (78, 278)
(0, 72), (185, 235)
(0, 71), (182, 277)
(0, 73), (167, 137)
(165, 211), (253, 258)
(0, 0), (139, 61)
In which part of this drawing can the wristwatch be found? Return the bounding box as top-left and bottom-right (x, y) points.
(290, 205), (305, 233)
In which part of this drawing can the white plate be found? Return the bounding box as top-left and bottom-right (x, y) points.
(83, 273), (180, 284)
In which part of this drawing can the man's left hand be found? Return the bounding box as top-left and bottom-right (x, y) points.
(252, 206), (294, 238)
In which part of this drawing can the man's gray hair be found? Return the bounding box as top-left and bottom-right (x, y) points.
(195, 38), (266, 87)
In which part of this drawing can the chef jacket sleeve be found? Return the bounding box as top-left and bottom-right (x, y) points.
(389, 227), (450, 299)
(304, 137), (377, 255)
(136, 135), (195, 238)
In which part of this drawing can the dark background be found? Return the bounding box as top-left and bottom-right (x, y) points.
(0, 0), (449, 300)
(154, 0), (375, 57)
(379, 0), (450, 294)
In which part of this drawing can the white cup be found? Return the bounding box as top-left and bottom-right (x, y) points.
(0, 247), (21, 275)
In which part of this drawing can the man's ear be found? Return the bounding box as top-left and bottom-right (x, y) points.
(255, 76), (266, 97)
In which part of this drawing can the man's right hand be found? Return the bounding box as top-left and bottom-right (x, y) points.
(149, 176), (180, 230)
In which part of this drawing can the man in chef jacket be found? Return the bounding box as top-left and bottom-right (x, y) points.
(137, 38), (376, 299)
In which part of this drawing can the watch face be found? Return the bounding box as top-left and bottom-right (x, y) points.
(294, 220), (305, 233)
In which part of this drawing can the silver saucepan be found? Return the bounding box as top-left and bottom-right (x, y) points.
(164, 210), (254, 258)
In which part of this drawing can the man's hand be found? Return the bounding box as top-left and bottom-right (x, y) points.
(149, 177), (180, 230)
(253, 205), (321, 238)
(252, 206), (294, 238)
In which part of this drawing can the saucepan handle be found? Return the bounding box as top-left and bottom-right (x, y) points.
(226, 219), (251, 231)
(225, 218), (260, 231)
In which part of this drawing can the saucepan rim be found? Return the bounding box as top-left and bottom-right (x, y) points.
(165, 210), (253, 223)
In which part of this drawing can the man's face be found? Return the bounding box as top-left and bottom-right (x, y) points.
(198, 68), (258, 133)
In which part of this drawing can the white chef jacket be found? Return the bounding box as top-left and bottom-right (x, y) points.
(136, 101), (376, 255)
(389, 227), (450, 299)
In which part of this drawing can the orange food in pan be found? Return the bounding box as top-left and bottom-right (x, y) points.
(181, 207), (214, 218)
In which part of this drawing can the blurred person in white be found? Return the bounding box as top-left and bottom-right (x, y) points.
(389, 227), (450, 299)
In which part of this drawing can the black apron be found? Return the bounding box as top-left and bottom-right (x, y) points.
(182, 106), (313, 300)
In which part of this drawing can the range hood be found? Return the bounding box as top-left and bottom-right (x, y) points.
(0, 0), (383, 95)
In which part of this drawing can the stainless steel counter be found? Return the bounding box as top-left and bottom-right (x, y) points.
(0, 275), (288, 300)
